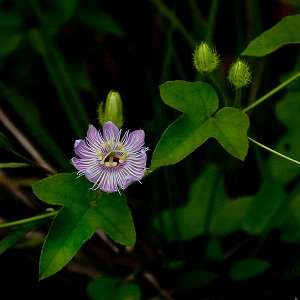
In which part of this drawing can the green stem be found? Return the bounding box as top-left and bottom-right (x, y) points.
(203, 170), (221, 234)
(12, 150), (56, 175)
(148, 0), (197, 48)
(233, 87), (242, 108)
(242, 70), (300, 113)
(205, 0), (219, 43)
(248, 137), (300, 165)
(0, 211), (57, 229)
(207, 73), (228, 107)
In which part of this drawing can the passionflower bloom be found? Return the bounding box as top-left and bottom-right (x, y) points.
(71, 121), (149, 193)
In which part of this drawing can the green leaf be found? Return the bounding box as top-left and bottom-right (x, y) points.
(277, 188), (300, 243)
(150, 81), (249, 170)
(32, 172), (135, 280)
(203, 237), (223, 264)
(241, 14), (300, 57)
(268, 91), (300, 184)
(153, 164), (252, 242)
(0, 133), (13, 152)
(87, 276), (141, 300)
(230, 258), (271, 280)
(242, 174), (287, 235)
(210, 195), (252, 236)
(153, 165), (220, 242)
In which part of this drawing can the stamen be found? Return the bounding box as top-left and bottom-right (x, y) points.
(97, 138), (129, 167)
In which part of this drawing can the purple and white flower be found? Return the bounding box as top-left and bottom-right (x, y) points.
(71, 121), (149, 193)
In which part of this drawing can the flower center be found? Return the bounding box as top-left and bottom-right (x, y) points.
(97, 139), (129, 167)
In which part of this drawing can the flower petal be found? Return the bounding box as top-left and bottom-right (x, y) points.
(102, 121), (120, 141)
(123, 130), (145, 152)
(74, 139), (91, 158)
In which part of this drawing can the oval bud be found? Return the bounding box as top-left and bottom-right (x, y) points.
(98, 90), (124, 128)
(227, 59), (252, 89)
(193, 42), (219, 73)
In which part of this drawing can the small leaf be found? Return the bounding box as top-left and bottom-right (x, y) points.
(0, 133), (13, 152)
(32, 172), (135, 279)
(230, 258), (271, 280)
(150, 81), (249, 170)
(241, 14), (300, 57)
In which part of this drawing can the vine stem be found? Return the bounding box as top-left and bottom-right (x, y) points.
(0, 210), (57, 229)
(248, 137), (300, 165)
(148, 0), (197, 48)
(242, 70), (300, 113)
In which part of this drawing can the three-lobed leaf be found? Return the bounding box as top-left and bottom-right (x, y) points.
(32, 172), (135, 280)
(150, 80), (249, 170)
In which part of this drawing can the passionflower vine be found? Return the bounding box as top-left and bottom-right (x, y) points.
(71, 121), (149, 193)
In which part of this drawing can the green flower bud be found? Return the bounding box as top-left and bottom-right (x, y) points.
(193, 42), (219, 73)
(98, 90), (124, 128)
(227, 59), (252, 89)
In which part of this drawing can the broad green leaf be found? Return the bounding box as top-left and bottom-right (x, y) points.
(210, 195), (252, 236)
(242, 174), (287, 235)
(230, 258), (271, 280)
(0, 133), (13, 152)
(150, 81), (249, 170)
(241, 14), (300, 57)
(153, 164), (252, 241)
(268, 91), (300, 184)
(32, 172), (135, 279)
(87, 276), (141, 300)
(0, 162), (32, 168)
